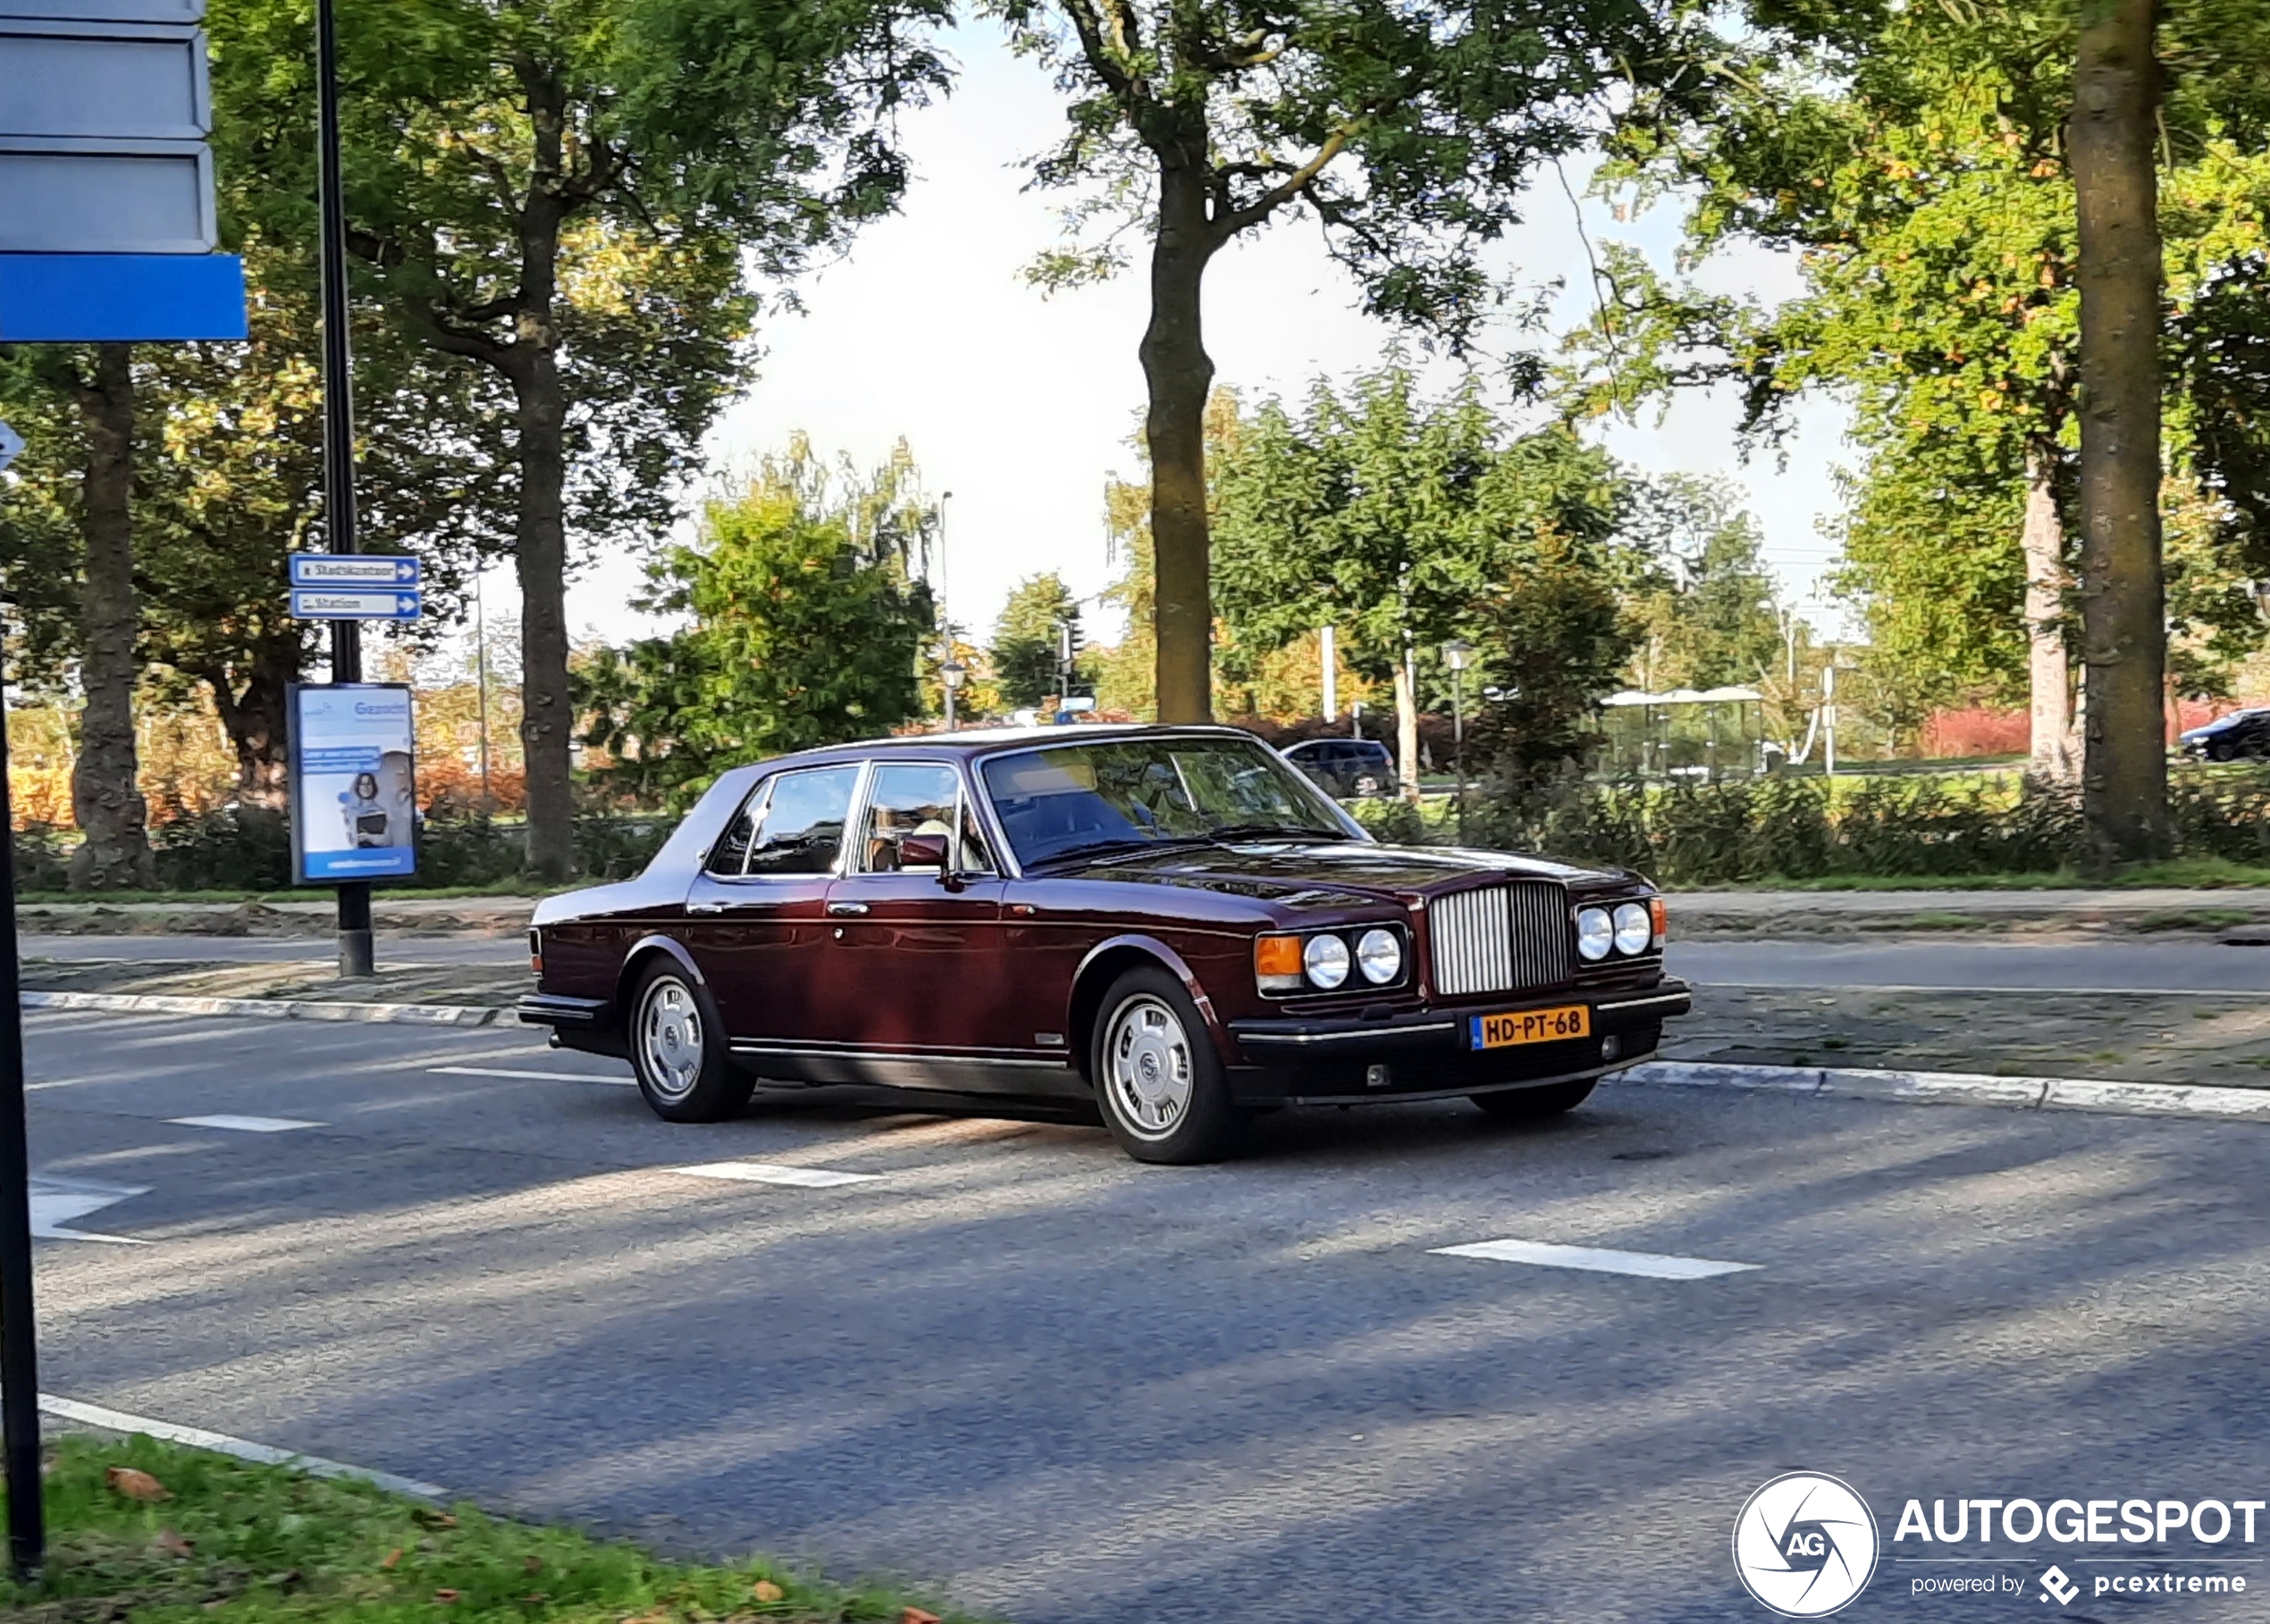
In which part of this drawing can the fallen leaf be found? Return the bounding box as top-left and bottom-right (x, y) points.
(525, 1556), (543, 1575)
(154, 1528), (195, 1558)
(752, 1581), (785, 1603)
(105, 1466), (172, 1502)
(433, 1588), (460, 1603)
(524, 1594), (550, 1605)
(414, 1510), (459, 1529)
(381, 1548), (405, 1570)
(902, 1609), (942, 1624)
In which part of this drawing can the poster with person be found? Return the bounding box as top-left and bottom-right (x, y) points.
(290, 683), (418, 882)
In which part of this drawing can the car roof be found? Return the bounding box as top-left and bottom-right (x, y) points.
(746, 721), (1280, 774)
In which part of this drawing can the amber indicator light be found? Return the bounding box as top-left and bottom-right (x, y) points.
(1254, 935), (1303, 978)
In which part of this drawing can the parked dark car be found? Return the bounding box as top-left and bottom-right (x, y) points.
(1282, 736), (1398, 798)
(2179, 708), (2270, 762)
(520, 726), (1689, 1164)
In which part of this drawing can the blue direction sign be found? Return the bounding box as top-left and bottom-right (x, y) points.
(289, 551), (421, 587)
(289, 588), (422, 622)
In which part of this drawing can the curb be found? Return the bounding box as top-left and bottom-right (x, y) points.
(21, 989), (503, 1027)
(1618, 1059), (2270, 1123)
(40, 1393), (446, 1501)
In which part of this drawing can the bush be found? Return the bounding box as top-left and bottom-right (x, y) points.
(11, 822), (72, 892)
(1433, 763), (2270, 885)
(151, 804), (294, 891)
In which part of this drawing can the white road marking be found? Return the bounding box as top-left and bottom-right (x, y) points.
(428, 1064), (632, 1085)
(29, 1178), (148, 1244)
(672, 1160), (881, 1190)
(1430, 1238), (1761, 1280)
(169, 1114), (322, 1133)
(38, 1394), (446, 1500)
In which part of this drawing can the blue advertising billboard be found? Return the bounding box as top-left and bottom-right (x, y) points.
(288, 682), (416, 883)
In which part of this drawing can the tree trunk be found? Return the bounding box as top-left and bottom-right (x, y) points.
(2071, 0), (2170, 863)
(67, 343), (154, 890)
(1393, 648), (1420, 803)
(2021, 440), (2080, 782)
(515, 346), (574, 880)
(200, 644), (298, 809)
(1141, 160), (1218, 725)
(512, 63), (576, 882)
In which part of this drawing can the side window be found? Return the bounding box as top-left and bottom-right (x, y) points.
(857, 763), (963, 873)
(745, 766), (859, 876)
(705, 781), (769, 876)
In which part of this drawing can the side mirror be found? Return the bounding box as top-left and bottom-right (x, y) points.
(900, 832), (950, 871)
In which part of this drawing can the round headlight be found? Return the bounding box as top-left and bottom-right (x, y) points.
(1356, 927), (1401, 985)
(1304, 932), (1351, 989)
(1576, 906), (1614, 961)
(1613, 901), (1652, 956)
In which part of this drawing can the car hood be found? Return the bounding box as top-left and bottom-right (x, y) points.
(1053, 840), (1630, 907)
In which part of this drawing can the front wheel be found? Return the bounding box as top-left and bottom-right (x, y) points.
(627, 963), (752, 1123)
(1091, 967), (1243, 1165)
(1471, 1078), (1598, 1121)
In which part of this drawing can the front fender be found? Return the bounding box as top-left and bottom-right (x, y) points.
(1070, 931), (1235, 1072)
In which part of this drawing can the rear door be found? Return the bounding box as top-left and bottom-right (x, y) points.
(682, 762), (861, 1047)
(815, 762), (1014, 1081)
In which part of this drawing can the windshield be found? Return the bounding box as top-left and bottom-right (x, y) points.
(980, 736), (1358, 866)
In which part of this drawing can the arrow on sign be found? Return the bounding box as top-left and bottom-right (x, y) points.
(0, 419), (22, 475)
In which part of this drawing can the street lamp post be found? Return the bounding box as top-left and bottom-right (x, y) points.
(1442, 640), (1473, 845)
(941, 658), (966, 733)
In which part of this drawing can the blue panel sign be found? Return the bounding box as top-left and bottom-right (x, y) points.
(289, 552), (420, 587)
(289, 587), (421, 621)
(288, 683), (417, 885)
(0, 252), (244, 341)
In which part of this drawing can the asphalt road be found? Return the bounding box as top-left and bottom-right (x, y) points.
(23, 930), (2270, 996)
(25, 1007), (2270, 1621)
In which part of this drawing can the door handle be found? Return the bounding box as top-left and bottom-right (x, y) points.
(826, 901), (870, 917)
(687, 902), (725, 915)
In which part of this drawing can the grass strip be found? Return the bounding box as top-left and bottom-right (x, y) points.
(6, 1434), (989, 1624)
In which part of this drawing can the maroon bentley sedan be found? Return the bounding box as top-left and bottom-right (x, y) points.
(519, 725), (1689, 1163)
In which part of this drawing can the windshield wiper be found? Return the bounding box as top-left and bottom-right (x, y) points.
(1037, 835), (1206, 866)
(1205, 822), (1345, 843)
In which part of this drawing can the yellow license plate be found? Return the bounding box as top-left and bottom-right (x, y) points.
(1469, 1005), (1591, 1049)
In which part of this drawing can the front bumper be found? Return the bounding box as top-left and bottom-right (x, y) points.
(1225, 980), (1690, 1107)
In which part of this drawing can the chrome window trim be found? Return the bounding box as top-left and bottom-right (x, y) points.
(702, 761), (865, 885)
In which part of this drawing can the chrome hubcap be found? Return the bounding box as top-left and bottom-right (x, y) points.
(638, 979), (703, 1101)
(1106, 995), (1192, 1139)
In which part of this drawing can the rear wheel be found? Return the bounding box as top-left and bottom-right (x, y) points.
(1091, 967), (1243, 1165)
(1470, 1078), (1598, 1120)
(627, 962), (752, 1123)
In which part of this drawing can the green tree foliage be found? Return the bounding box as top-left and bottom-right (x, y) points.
(1212, 367), (1638, 782)
(1625, 474), (1784, 692)
(988, 574), (1091, 710)
(1576, 0), (2270, 780)
(578, 442), (937, 806)
(214, 0), (950, 877)
(992, 0), (1719, 723)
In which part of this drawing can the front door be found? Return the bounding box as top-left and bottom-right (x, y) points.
(816, 762), (1044, 1091)
(681, 762), (861, 1050)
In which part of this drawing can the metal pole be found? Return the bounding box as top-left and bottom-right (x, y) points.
(316, 0), (373, 977)
(1320, 625), (1337, 722)
(475, 571), (492, 807)
(941, 649), (956, 733)
(0, 695), (45, 1577)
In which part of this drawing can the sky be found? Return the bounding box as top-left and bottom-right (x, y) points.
(515, 24), (1854, 655)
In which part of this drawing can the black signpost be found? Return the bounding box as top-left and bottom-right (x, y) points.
(314, 0), (373, 978)
(0, 0), (249, 1575)
(0, 717), (41, 1577)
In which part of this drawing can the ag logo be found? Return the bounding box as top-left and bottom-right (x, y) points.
(1733, 1472), (1880, 1617)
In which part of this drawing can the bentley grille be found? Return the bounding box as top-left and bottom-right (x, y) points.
(1428, 882), (1572, 997)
